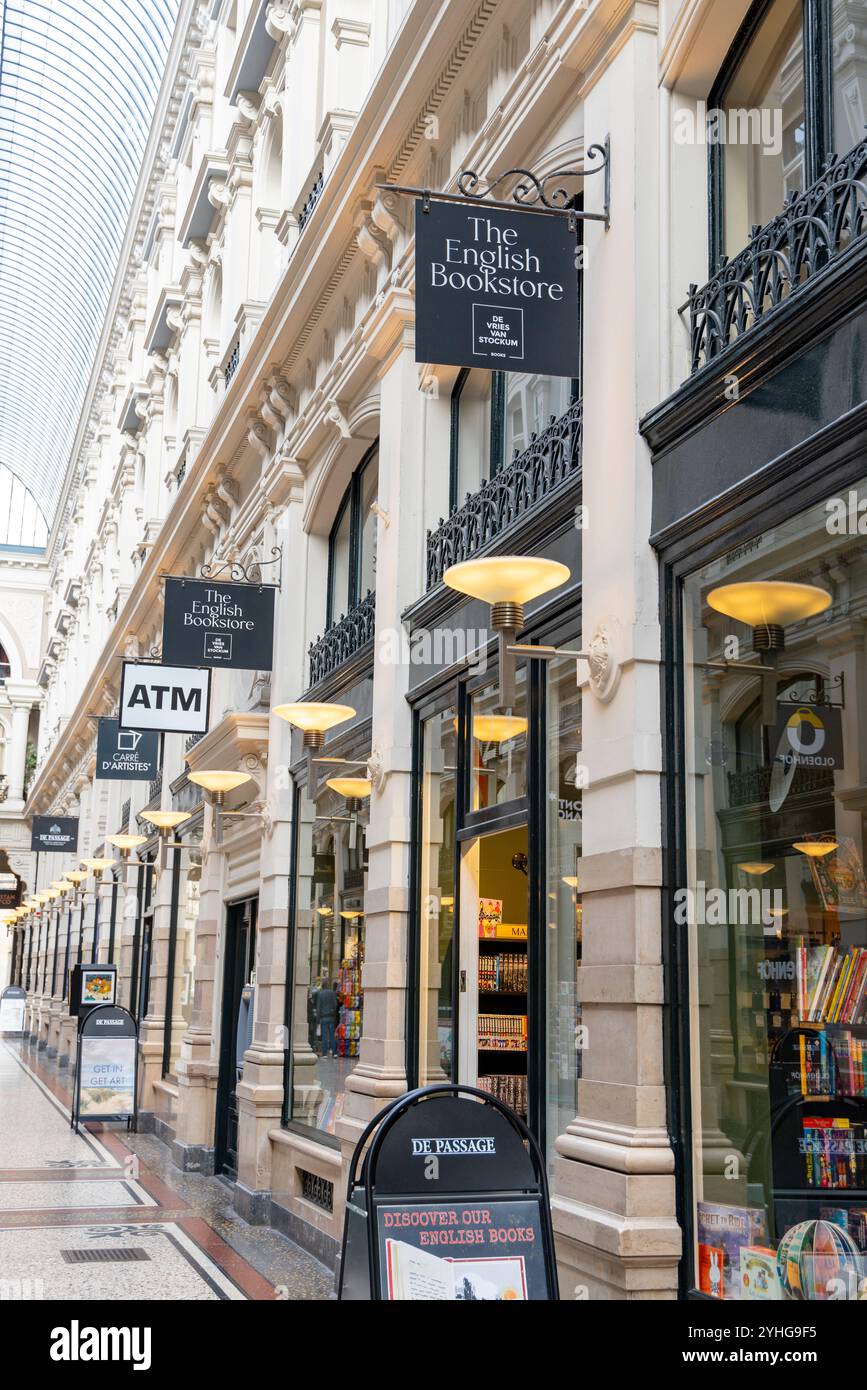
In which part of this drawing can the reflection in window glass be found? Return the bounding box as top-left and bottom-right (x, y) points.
(328, 500), (351, 624)
(470, 674), (528, 811)
(832, 8), (867, 157)
(504, 374), (572, 461)
(683, 484), (867, 1300)
(291, 782), (368, 1135)
(721, 0), (804, 254)
(358, 449), (378, 600)
(455, 370), (492, 502)
(546, 648), (583, 1167)
(418, 709), (457, 1085)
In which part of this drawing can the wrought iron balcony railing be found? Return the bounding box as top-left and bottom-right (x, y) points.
(224, 339), (240, 388)
(687, 138), (867, 373)
(426, 396), (583, 589)
(308, 589), (375, 687)
(297, 170), (324, 233)
(727, 763), (834, 809)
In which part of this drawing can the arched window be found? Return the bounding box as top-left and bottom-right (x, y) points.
(326, 444), (379, 625)
(0, 642), (9, 682)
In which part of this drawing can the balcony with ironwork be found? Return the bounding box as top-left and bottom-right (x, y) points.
(685, 138), (867, 374)
(308, 589), (375, 689)
(426, 396), (583, 590)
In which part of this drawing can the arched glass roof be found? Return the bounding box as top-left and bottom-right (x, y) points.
(0, 0), (179, 524)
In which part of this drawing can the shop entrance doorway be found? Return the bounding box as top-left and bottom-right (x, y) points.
(459, 824), (530, 1123)
(215, 896), (257, 1178)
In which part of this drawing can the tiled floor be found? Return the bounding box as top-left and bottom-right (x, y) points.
(0, 1041), (334, 1301)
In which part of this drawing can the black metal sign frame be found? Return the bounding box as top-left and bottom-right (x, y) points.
(337, 1083), (559, 1302)
(377, 135), (611, 230)
(70, 1004), (138, 1135)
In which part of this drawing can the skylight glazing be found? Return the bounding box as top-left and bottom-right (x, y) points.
(0, 0), (179, 524)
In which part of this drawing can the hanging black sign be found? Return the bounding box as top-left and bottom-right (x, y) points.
(414, 200), (580, 377)
(0, 871), (21, 909)
(772, 704), (845, 772)
(338, 1084), (559, 1301)
(95, 718), (160, 781)
(31, 815), (79, 853)
(118, 660), (211, 735)
(161, 577), (275, 671)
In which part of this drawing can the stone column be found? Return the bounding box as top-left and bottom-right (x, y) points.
(138, 845), (180, 1119)
(5, 699), (31, 806)
(551, 20), (681, 1299)
(336, 286), (421, 1162)
(46, 904), (69, 1057)
(174, 804), (223, 1172)
(235, 503), (303, 1220)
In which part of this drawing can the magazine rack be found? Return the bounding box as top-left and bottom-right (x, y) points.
(337, 1083), (559, 1301)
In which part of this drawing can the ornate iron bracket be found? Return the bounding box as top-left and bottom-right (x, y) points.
(377, 136), (610, 231)
(196, 544), (283, 588)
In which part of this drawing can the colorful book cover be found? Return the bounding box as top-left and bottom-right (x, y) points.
(697, 1203), (767, 1296)
(478, 898), (503, 938)
(809, 836), (867, 913)
(698, 1243), (725, 1299)
(739, 1246), (782, 1301)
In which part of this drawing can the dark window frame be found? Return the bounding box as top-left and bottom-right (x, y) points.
(708, 0), (835, 269)
(326, 440), (379, 626)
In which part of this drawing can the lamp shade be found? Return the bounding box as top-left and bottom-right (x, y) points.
(706, 581), (830, 628)
(326, 776), (372, 799)
(65, 870), (88, 884)
(139, 810), (190, 831)
(107, 834), (148, 852)
(81, 857), (117, 872)
(443, 555), (570, 606)
(472, 714), (528, 743)
(272, 701), (355, 733)
(738, 862), (774, 876)
(793, 839), (838, 859)
(54, 881), (75, 893)
(188, 770), (253, 795)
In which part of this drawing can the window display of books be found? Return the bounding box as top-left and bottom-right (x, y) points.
(478, 953), (528, 993)
(477, 1014), (527, 1051)
(476, 1073), (527, 1117)
(800, 1117), (867, 1189)
(337, 956), (363, 1059)
(794, 943), (867, 1024)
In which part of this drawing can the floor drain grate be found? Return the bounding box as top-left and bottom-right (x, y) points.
(61, 1248), (151, 1264)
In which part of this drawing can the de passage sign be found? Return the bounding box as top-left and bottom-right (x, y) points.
(414, 199), (580, 377)
(162, 577), (276, 671)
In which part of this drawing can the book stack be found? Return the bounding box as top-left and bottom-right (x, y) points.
(337, 957), (363, 1058)
(477, 1014), (528, 1051)
(478, 953), (528, 993)
(830, 1031), (867, 1097)
(800, 1116), (867, 1189)
(476, 1073), (528, 1117)
(795, 944), (867, 1024)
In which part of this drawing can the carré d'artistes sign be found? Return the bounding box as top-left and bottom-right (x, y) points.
(414, 199), (580, 378)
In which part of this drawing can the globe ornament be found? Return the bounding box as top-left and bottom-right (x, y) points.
(777, 1220), (862, 1300)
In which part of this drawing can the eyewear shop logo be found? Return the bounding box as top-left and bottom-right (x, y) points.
(674, 101), (783, 156)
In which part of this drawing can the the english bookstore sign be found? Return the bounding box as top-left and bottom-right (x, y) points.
(95, 718), (160, 781)
(162, 577), (275, 671)
(118, 661), (211, 735)
(414, 200), (580, 377)
(31, 816), (79, 853)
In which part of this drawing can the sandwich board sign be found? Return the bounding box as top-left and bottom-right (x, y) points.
(0, 984), (26, 1034)
(71, 1004), (138, 1133)
(338, 1084), (559, 1301)
(95, 718), (160, 781)
(118, 661), (211, 735)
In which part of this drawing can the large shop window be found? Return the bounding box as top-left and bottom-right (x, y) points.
(710, 0), (867, 264)
(326, 443), (378, 625)
(682, 486), (867, 1301)
(415, 640), (582, 1162)
(164, 823), (203, 1080)
(449, 371), (576, 512)
(287, 773), (368, 1137)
